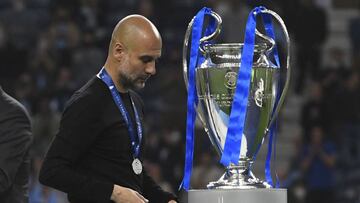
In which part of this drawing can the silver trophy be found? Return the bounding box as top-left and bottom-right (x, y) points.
(183, 8), (290, 189)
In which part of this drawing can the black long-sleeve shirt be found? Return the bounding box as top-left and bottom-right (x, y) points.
(39, 77), (176, 203)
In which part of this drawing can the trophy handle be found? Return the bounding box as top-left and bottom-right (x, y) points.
(263, 9), (291, 134)
(182, 11), (222, 87)
(182, 11), (223, 156)
(255, 29), (276, 52)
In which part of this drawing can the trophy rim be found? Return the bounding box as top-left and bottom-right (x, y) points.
(203, 43), (269, 52)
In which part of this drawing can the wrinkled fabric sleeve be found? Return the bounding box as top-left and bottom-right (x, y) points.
(39, 93), (113, 203)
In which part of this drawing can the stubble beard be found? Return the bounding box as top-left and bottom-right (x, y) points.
(118, 72), (145, 91)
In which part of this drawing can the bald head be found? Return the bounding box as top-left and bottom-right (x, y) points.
(109, 15), (161, 53)
(104, 15), (162, 92)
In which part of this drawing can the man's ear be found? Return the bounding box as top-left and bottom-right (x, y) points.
(113, 42), (125, 61)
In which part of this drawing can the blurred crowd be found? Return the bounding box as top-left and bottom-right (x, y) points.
(0, 0), (359, 202)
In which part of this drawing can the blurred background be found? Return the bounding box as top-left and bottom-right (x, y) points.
(0, 0), (359, 202)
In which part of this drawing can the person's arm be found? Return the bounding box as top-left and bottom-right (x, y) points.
(0, 106), (32, 194)
(319, 150), (336, 167)
(39, 94), (113, 202)
(319, 143), (336, 168)
(300, 146), (314, 172)
(111, 184), (149, 203)
(142, 169), (177, 203)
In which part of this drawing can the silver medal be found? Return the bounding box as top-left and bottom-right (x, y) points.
(132, 158), (143, 175)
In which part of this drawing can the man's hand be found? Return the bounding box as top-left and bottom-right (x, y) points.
(168, 200), (177, 203)
(111, 185), (149, 203)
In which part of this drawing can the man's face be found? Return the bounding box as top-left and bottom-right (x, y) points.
(117, 37), (162, 90)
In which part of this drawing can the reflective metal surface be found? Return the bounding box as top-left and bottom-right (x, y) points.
(197, 44), (279, 188)
(183, 8), (291, 189)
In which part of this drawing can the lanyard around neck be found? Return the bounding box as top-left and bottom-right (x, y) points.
(97, 68), (143, 158)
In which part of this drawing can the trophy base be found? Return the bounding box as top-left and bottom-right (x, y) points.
(188, 188), (287, 203)
(207, 162), (270, 189)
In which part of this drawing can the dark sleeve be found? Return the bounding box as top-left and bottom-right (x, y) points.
(143, 169), (177, 203)
(39, 93), (114, 203)
(0, 105), (32, 194)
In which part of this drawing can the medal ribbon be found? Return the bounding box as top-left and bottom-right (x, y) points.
(98, 68), (143, 158)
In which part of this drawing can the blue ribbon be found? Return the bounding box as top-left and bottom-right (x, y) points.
(265, 83), (281, 187)
(97, 68), (143, 158)
(220, 6), (282, 189)
(220, 6), (266, 166)
(265, 124), (275, 186)
(265, 114), (281, 187)
(180, 7), (215, 191)
(238, 7), (281, 187)
(262, 9), (282, 187)
(262, 13), (280, 68)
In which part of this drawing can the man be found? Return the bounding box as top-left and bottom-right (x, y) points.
(0, 87), (32, 203)
(39, 15), (177, 203)
(301, 126), (336, 203)
(293, 0), (327, 94)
